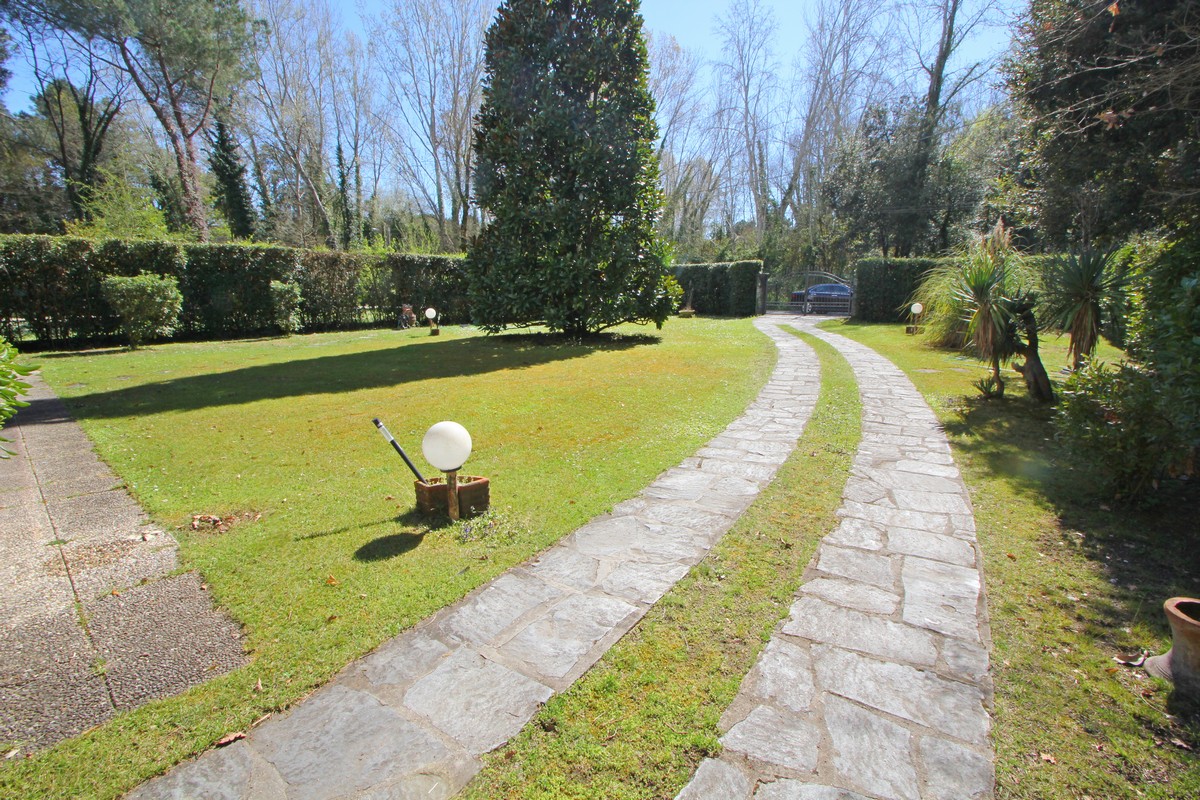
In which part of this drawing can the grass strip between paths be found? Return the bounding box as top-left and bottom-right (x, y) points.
(460, 329), (861, 800)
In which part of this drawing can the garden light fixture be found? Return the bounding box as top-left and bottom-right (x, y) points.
(425, 307), (440, 335)
(907, 302), (925, 335)
(423, 421), (472, 520)
(372, 418), (426, 483)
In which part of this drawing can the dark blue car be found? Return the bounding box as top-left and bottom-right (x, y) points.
(791, 283), (853, 314)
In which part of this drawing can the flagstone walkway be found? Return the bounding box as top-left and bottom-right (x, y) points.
(676, 317), (994, 800)
(128, 319), (823, 799)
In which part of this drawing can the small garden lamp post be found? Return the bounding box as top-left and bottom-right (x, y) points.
(422, 421), (471, 520)
(426, 307), (440, 336)
(907, 302), (924, 335)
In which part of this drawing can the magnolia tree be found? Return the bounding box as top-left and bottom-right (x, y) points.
(467, 0), (679, 337)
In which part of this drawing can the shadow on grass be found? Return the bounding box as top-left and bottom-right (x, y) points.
(25, 330), (660, 421)
(945, 393), (1200, 733)
(355, 532), (426, 562)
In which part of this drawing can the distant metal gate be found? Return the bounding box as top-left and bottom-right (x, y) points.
(763, 271), (854, 317)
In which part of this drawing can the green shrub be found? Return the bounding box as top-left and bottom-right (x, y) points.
(1, 337), (33, 457)
(1057, 361), (1187, 500)
(854, 257), (943, 323)
(100, 273), (183, 349)
(269, 280), (302, 335)
(674, 261), (760, 316)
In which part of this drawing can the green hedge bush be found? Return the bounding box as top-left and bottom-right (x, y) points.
(674, 261), (760, 316)
(0, 236), (474, 345)
(853, 257), (944, 323)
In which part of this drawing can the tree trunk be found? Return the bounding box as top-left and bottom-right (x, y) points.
(1012, 305), (1055, 403)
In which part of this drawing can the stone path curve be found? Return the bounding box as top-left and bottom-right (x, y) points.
(129, 319), (823, 799)
(677, 316), (994, 800)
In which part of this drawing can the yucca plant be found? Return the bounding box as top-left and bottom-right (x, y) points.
(954, 223), (1020, 397)
(1041, 247), (1124, 370)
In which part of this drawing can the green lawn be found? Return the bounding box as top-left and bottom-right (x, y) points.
(3, 319), (775, 800)
(830, 321), (1200, 800)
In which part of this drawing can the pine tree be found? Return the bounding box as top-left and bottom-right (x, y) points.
(209, 116), (257, 239)
(467, 0), (679, 337)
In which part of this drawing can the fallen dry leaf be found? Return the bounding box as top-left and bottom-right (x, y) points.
(1007, 552), (1017, 560)
(1170, 738), (1192, 751)
(1040, 753), (1058, 764)
(4, 748), (19, 760)
(215, 732), (246, 747)
(325, 575), (339, 586)
(254, 678), (263, 693)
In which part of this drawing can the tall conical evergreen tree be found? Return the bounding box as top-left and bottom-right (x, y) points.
(209, 115), (258, 239)
(467, 0), (679, 337)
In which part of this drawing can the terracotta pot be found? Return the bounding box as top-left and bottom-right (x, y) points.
(414, 476), (490, 518)
(1145, 597), (1200, 698)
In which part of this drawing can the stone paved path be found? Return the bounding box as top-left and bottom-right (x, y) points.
(0, 374), (246, 752)
(128, 319), (822, 800)
(677, 316), (994, 800)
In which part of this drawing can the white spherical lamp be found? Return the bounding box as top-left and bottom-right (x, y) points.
(910, 302), (924, 316)
(423, 421), (472, 472)
(425, 307), (437, 321)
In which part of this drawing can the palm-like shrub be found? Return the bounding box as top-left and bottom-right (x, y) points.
(953, 224), (1020, 397)
(1042, 248), (1124, 370)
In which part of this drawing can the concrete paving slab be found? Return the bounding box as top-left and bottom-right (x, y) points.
(0, 607), (111, 749)
(86, 573), (248, 710)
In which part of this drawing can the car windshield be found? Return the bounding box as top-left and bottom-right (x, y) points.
(809, 284), (849, 294)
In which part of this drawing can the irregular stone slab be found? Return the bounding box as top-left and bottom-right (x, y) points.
(837, 501), (952, 534)
(721, 705), (820, 772)
(127, 740), (287, 800)
(525, 546), (601, 591)
(255, 685), (450, 799)
(438, 571), (565, 646)
(815, 544), (894, 591)
(500, 593), (639, 680)
(600, 560), (691, 604)
(799, 577), (898, 616)
(404, 648), (552, 754)
(638, 501), (733, 532)
(888, 527), (976, 568)
(901, 557), (983, 641)
(755, 782), (873, 800)
(825, 696), (919, 800)
(353, 628), (450, 690)
(824, 518), (884, 551)
(813, 646), (990, 745)
(782, 597), (938, 667)
(892, 489), (971, 516)
(942, 638), (991, 684)
(675, 758), (753, 800)
(739, 638), (816, 714)
(919, 735), (994, 800)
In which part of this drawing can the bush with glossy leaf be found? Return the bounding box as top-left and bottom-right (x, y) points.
(100, 273), (183, 349)
(0, 337), (33, 457)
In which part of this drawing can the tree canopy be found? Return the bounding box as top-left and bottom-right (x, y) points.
(466, 0), (678, 337)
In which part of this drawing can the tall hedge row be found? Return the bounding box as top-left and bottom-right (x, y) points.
(674, 260), (761, 316)
(0, 235), (468, 346)
(853, 257), (945, 322)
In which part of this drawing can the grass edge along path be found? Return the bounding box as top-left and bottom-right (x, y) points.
(459, 328), (861, 800)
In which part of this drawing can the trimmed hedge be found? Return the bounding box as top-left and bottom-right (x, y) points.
(674, 260), (761, 316)
(853, 257), (945, 323)
(0, 236), (473, 345)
